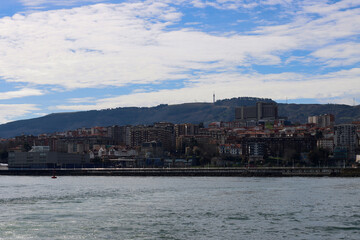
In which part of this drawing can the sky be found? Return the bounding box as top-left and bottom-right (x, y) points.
(0, 0), (359, 124)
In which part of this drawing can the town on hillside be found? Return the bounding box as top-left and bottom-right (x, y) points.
(0, 102), (359, 169)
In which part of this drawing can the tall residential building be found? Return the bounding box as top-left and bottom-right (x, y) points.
(129, 123), (175, 152)
(308, 114), (335, 128)
(174, 123), (199, 137)
(334, 124), (358, 160)
(107, 125), (131, 145)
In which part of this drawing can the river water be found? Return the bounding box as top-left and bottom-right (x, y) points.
(0, 176), (359, 239)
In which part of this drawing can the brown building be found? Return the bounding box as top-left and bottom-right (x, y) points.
(130, 124), (175, 152)
(175, 123), (199, 137)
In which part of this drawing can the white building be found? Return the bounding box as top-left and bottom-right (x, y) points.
(308, 114), (335, 128)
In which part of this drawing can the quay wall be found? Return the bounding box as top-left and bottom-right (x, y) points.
(1, 167), (360, 177)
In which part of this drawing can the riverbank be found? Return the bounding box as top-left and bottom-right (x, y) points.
(1, 167), (360, 177)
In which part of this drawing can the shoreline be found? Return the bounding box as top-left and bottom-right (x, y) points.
(1, 167), (360, 177)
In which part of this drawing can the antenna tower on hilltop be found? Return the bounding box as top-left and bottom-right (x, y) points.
(213, 92), (215, 103)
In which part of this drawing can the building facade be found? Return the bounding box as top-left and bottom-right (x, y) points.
(308, 114), (335, 128)
(235, 102), (278, 122)
(8, 146), (90, 168)
(334, 124), (358, 160)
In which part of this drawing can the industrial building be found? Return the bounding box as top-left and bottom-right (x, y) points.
(8, 146), (90, 168)
(235, 102), (278, 125)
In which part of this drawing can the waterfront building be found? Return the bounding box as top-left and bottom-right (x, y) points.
(175, 135), (214, 155)
(239, 135), (317, 162)
(317, 138), (334, 153)
(141, 141), (164, 158)
(334, 124), (358, 160)
(218, 144), (242, 156)
(8, 146), (90, 168)
(247, 142), (265, 157)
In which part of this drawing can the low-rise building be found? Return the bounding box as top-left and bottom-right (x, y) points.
(8, 146), (90, 168)
(218, 144), (242, 156)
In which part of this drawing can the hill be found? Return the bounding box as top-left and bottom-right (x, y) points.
(0, 97), (359, 138)
(279, 103), (360, 124)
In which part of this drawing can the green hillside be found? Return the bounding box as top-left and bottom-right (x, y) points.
(0, 97), (358, 138)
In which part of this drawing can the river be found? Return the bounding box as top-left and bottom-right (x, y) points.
(0, 176), (359, 239)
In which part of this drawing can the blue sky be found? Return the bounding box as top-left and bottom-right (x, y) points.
(0, 0), (359, 123)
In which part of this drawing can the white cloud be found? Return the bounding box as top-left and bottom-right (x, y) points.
(19, 0), (103, 7)
(318, 96), (358, 106)
(0, 0), (359, 123)
(254, 8), (360, 48)
(1, 1), (344, 90)
(253, 4), (360, 66)
(0, 88), (44, 100)
(17, 0), (295, 11)
(0, 104), (39, 124)
(302, 0), (360, 15)
(184, 0), (293, 10)
(0, 1), (358, 92)
(311, 42), (360, 67)
(67, 97), (96, 103)
(0, 2), (187, 89)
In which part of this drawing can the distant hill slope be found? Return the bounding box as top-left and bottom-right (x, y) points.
(0, 97), (359, 138)
(279, 103), (360, 124)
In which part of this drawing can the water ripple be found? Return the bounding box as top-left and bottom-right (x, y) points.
(0, 176), (359, 240)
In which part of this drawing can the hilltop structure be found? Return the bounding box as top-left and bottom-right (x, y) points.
(235, 102), (279, 126)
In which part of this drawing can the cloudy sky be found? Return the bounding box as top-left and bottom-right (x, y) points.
(0, 0), (359, 123)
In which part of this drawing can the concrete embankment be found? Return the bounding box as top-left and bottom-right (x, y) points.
(1, 167), (360, 177)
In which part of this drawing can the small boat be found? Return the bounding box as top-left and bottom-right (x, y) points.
(51, 170), (57, 179)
